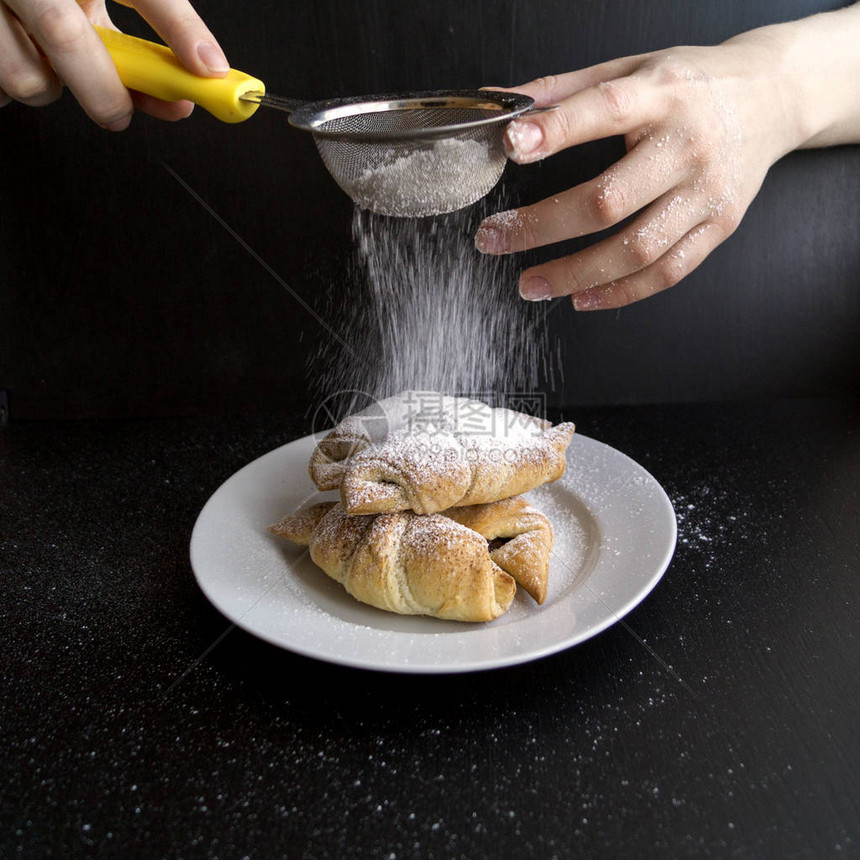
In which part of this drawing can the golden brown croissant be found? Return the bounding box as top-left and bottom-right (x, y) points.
(309, 392), (575, 516)
(443, 496), (553, 605)
(269, 496), (554, 622)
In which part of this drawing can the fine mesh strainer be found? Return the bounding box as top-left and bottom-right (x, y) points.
(94, 27), (540, 217)
(251, 90), (537, 217)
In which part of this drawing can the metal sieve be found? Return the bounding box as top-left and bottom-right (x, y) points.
(93, 30), (538, 217)
(241, 90), (538, 217)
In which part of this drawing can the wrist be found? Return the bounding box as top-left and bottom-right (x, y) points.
(727, 6), (860, 150)
(721, 25), (811, 156)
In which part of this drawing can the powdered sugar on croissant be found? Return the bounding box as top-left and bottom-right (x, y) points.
(309, 391), (575, 515)
(270, 501), (517, 622)
(444, 496), (553, 605)
(270, 495), (554, 621)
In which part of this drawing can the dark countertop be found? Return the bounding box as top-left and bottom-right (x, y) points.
(2, 399), (858, 859)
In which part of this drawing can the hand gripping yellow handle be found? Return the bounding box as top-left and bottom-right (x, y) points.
(95, 26), (264, 123)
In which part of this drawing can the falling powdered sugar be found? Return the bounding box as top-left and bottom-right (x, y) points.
(313, 196), (555, 418)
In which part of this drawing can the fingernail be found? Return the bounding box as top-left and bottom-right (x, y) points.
(102, 114), (132, 132)
(475, 210), (520, 253)
(197, 41), (229, 75)
(572, 290), (605, 311)
(519, 275), (554, 301)
(172, 101), (195, 120)
(504, 121), (544, 161)
(475, 226), (503, 254)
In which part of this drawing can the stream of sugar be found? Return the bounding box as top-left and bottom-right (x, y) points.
(312, 194), (556, 419)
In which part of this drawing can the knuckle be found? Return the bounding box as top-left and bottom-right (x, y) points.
(596, 79), (632, 125)
(627, 123), (654, 149)
(655, 254), (687, 289)
(644, 55), (703, 92)
(708, 199), (742, 236)
(688, 221), (720, 252)
(3, 69), (54, 102)
(685, 124), (723, 162)
(654, 59), (690, 89)
(626, 234), (659, 268)
(679, 132), (708, 166)
(530, 74), (559, 100)
(92, 98), (132, 126)
(35, 4), (89, 53)
(590, 177), (630, 227)
(720, 214), (741, 238)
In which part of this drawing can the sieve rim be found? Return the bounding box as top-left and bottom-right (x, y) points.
(287, 89), (535, 142)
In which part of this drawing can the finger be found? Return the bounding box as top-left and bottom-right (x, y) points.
(502, 74), (670, 164)
(6, 0), (133, 127)
(518, 188), (705, 302)
(476, 139), (694, 255)
(93, 10), (195, 118)
(487, 55), (646, 108)
(0, 3), (62, 105)
(132, 0), (229, 77)
(130, 89), (193, 120)
(76, 0), (112, 27)
(571, 223), (720, 310)
(519, 189), (706, 301)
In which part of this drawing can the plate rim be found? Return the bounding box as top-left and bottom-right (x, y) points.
(189, 432), (677, 674)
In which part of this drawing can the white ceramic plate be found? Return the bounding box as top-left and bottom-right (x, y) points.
(190, 432), (676, 673)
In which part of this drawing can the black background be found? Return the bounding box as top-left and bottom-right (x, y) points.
(1, 0), (857, 421)
(2, 399), (857, 857)
(2, 3), (859, 857)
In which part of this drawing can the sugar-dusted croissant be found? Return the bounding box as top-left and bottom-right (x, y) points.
(443, 496), (553, 605)
(309, 391), (575, 516)
(269, 496), (554, 621)
(271, 502), (515, 622)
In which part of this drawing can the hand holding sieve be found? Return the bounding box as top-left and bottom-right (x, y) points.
(95, 27), (548, 216)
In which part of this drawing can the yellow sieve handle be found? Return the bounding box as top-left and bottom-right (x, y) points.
(94, 26), (264, 123)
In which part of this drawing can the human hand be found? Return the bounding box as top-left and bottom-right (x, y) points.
(475, 34), (808, 310)
(0, 0), (228, 129)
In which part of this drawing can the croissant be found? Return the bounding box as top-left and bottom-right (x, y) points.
(269, 496), (554, 622)
(309, 392), (575, 516)
(443, 496), (553, 605)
